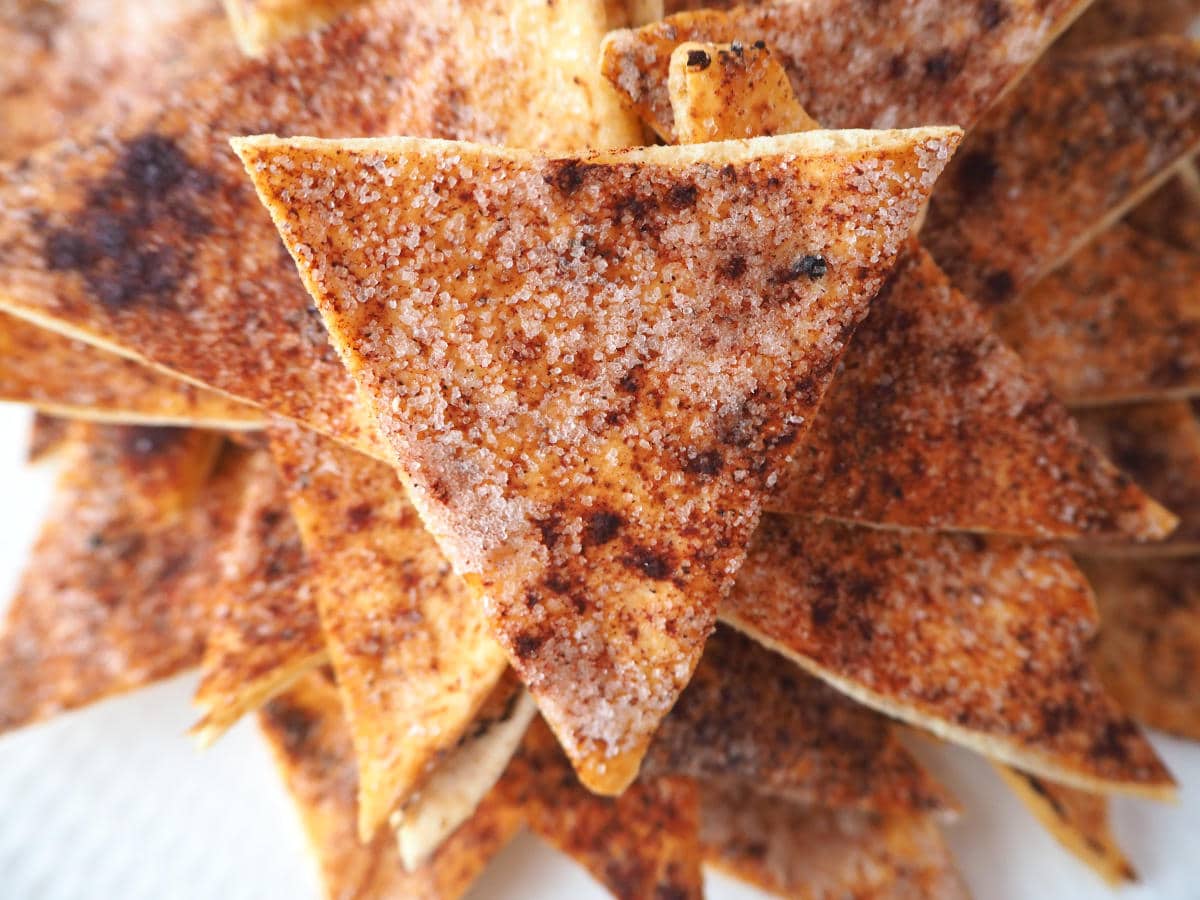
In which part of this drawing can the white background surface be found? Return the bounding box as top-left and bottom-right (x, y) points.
(0, 402), (1197, 899)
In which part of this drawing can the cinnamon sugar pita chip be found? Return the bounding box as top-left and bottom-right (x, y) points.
(1056, 0), (1200, 52)
(771, 247), (1175, 541)
(667, 40), (818, 143)
(645, 626), (956, 817)
(0, 0), (639, 461)
(268, 424), (508, 839)
(923, 38), (1200, 307)
(26, 414), (70, 463)
(235, 129), (959, 792)
(1126, 160), (1200, 253)
(721, 516), (1176, 799)
(192, 449), (326, 743)
(997, 766), (1137, 885)
(1080, 557), (1200, 741)
(700, 784), (968, 900)
(0, 426), (235, 734)
(1074, 402), (1200, 557)
(994, 226), (1200, 407)
(0, 312), (262, 429)
(259, 672), (524, 900)
(222, 0), (367, 54)
(600, 0), (1088, 141)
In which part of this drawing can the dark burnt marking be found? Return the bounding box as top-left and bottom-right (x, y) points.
(982, 269), (1015, 305)
(121, 425), (187, 457)
(613, 192), (651, 224)
(1090, 719), (1138, 763)
(545, 159), (599, 195)
(979, 0), (1008, 30)
(622, 544), (673, 580)
(1023, 776), (1068, 819)
(775, 254), (827, 284)
(720, 255), (747, 280)
(811, 597), (837, 627)
(584, 509), (623, 546)
(888, 54), (909, 79)
(43, 133), (215, 310)
(618, 364), (645, 394)
(923, 50), (957, 82)
(535, 512), (563, 551)
(345, 502), (374, 532)
(684, 449), (724, 477)
(956, 150), (999, 200)
(667, 183), (698, 210)
(686, 48), (712, 70)
(265, 701), (316, 754)
(513, 631), (545, 660)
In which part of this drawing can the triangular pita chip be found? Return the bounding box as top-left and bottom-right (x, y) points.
(270, 422), (508, 839)
(0, 311), (262, 428)
(923, 37), (1200, 307)
(222, 0), (368, 55)
(645, 626), (957, 817)
(668, 40), (818, 143)
(1073, 401), (1200, 556)
(395, 680), (537, 870)
(1126, 160), (1200, 253)
(721, 515), (1176, 798)
(235, 128), (960, 791)
(192, 448), (326, 743)
(513, 718), (704, 900)
(26, 414), (70, 464)
(1080, 557), (1200, 742)
(258, 671), (525, 900)
(600, 0), (1088, 141)
(700, 784), (969, 900)
(0, 426), (234, 734)
(996, 765), (1137, 885)
(771, 246), (1175, 540)
(0, 0), (639, 460)
(0, 0), (236, 162)
(1056, 0), (1200, 52)
(994, 226), (1200, 407)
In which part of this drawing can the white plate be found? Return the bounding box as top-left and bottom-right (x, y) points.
(0, 403), (1196, 899)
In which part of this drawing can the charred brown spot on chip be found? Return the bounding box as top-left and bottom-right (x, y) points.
(584, 510), (623, 546)
(685, 48), (710, 70)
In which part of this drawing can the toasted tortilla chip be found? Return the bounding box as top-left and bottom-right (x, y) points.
(771, 247), (1175, 541)
(721, 516), (1176, 798)
(26, 414), (70, 463)
(0, 0), (639, 462)
(645, 626), (956, 817)
(1126, 160), (1200, 253)
(515, 718), (704, 900)
(0, 0), (235, 161)
(259, 672), (524, 900)
(0, 311), (262, 428)
(995, 226), (1200, 407)
(236, 129), (958, 792)
(997, 766), (1137, 885)
(192, 448), (326, 743)
(1073, 402), (1200, 557)
(601, 0), (1087, 141)
(668, 41), (818, 142)
(1057, 0), (1200, 51)
(1080, 557), (1200, 741)
(222, 0), (367, 54)
(270, 423), (508, 839)
(923, 38), (1200, 307)
(700, 784), (968, 900)
(0, 426), (235, 734)
(395, 682), (537, 869)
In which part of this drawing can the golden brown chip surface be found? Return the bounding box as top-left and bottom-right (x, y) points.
(995, 226), (1200, 407)
(923, 37), (1200, 307)
(997, 766), (1137, 885)
(645, 626), (956, 817)
(222, 0), (368, 54)
(269, 424), (508, 839)
(0, 426), (235, 734)
(771, 247), (1175, 540)
(1056, 0), (1200, 51)
(0, 0), (639, 461)
(193, 448), (326, 743)
(236, 129), (958, 792)
(1081, 557), (1200, 741)
(700, 784), (968, 900)
(601, 0), (1086, 141)
(26, 413), (70, 463)
(1126, 161), (1200, 252)
(722, 516), (1176, 798)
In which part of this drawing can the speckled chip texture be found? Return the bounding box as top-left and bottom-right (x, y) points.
(1080, 557), (1200, 743)
(235, 128), (960, 792)
(0, 0), (639, 464)
(222, 0), (368, 55)
(700, 784), (969, 900)
(721, 516), (1176, 798)
(600, 0), (1088, 141)
(268, 423), (508, 840)
(192, 447), (326, 744)
(0, 311), (263, 429)
(997, 766), (1136, 885)
(995, 226), (1200, 408)
(668, 40), (818, 143)
(259, 671), (525, 900)
(1054, 0), (1200, 53)
(770, 247), (1175, 541)
(923, 37), (1200, 308)
(511, 718), (704, 900)
(644, 626), (957, 817)
(1074, 401), (1200, 557)
(26, 413), (71, 463)
(0, 425), (236, 735)
(1126, 161), (1200, 253)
